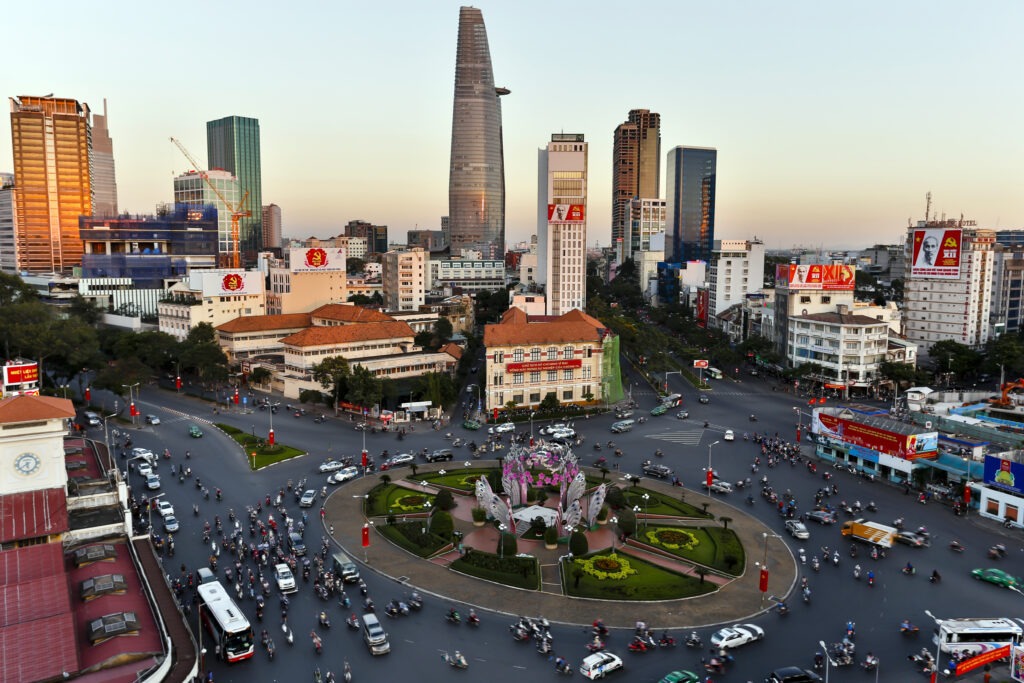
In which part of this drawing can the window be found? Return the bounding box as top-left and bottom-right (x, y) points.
(493, 375), (503, 386)
(513, 373), (524, 385)
(530, 347), (541, 361)
(582, 366), (592, 379)
(563, 369), (573, 381)
(497, 392), (504, 406)
(562, 389), (573, 400)
(547, 346), (558, 360)
(513, 349), (523, 363)
(547, 370), (557, 382)
(513, 393), (524, 405)
(563, 346), (574, 360)
(530, 371), (541, 383)
(585, 346), (593, 358)
(530, 392), (541, 403)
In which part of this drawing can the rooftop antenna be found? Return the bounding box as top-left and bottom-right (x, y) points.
(925, 191), (932, 223)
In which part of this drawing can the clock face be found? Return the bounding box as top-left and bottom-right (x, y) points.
(14, 452), (41, 476)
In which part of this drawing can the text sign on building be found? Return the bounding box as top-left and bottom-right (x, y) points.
(775, 264), (855, 290)
(910, 228), (962, 279)
(547, 204), (585, 224)
(290, 247), (346, 273)
(4, 362), (39, 385)
(506, 359), (582, 373)
(984, 455), (1024, 496)
(812, 411), (938, 459)
(200, 271), (265, 297)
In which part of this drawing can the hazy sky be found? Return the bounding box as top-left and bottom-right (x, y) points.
(3, 0), (1022, 250)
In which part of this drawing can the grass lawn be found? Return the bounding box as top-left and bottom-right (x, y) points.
(217, 423), (305, 469)
(410, 468), (496, 492)
(364, 483), (436, 517)
(637, 525), (745, 576)
(378, 522), (450, 558)
(564, 551), (716, 601)
(620, 487), (710, 518)
(450, 551), (540, 590)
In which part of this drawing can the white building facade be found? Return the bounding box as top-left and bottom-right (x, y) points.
(537, 133), (588, 316)
(158, 269), (266, 340)
(621, 197), (666, 264)
(427, 258), (505, 293)
(707, 238), (765, 326)
(381, 246), (426, 312)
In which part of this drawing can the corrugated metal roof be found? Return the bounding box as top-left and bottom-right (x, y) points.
(0, 489), (69, 544)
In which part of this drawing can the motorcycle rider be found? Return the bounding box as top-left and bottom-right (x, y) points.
(903, 561), (915, 575)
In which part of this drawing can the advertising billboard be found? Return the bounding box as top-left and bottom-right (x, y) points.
(910, 228), (962, 279)
(696, 288), (709, 327)
(3, 362), (39, 385)
(200, 271), (265, 298)
(506, 359), (582, 373)
(812, 411), (938, 459)
(547, 204), (585, 224)
(289, 247), (346, 273)
(775, 264), (856, 290)
(984, 455), (1024, 496)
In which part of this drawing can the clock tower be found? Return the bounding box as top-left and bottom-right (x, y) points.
(0, 395), (75, 498)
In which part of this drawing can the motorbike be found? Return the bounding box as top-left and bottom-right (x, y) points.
(311, 632), (322, 654)
(989, 544), (1008, 559)
(384, 601), (400, 618)
(594, 457), (608, 467)
(346, 614), (360, 630)
(861, 655), (879, 672)
(902, 565), (917, 576)
(585, 638), (606, 653)
(555, 660), (573, 675)
(445, 610), (461, 625)
(314, 667), (322, 683)
(319, 612), (331, 629)
(627, 638), (652, 653)
(511, 625), (530, 641)
(949, 540), (965, 553)
(776, 602), (789, 616)
(901, 621), (920, 636)
(342, 662), (351, 683)
(537, 637), (552, 655)
(467, 610), (480, 627)
(866, 501), (878, 512)
(845, 621), (856, 640)
(443, 651), (468, 669)
(811, 557), (820, 572)
(685, 632), (703, 648)
(407, 592), (423, 610)
(658, 632), (677, 648)
(832, 551), (840, 566)
(852, 565), (861, 580)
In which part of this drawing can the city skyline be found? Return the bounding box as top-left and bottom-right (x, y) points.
(2, 1), (1022, 251)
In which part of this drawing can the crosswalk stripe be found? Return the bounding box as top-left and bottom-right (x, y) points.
(644, 430), (706, 445)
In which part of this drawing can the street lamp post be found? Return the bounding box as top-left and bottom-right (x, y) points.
(466, 384), (480, 419)
(529, 411), (535, 443)
(641, 493), (650, 528)
(818, 640), (834, 683)
(706, 440), (720, 489)
(924, 610), (943, 683)
(610, 517), (618, 551)
(122, 382), (140, 426)
(147, 492), (166, 536)
(498, 523), (507, 560)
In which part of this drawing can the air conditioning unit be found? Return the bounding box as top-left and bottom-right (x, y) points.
(925, 421), (932, 430)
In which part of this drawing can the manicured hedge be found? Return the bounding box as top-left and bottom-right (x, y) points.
(450, 551), (540, 590)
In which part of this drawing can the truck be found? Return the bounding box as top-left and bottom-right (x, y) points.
(840, 519), (897, 548)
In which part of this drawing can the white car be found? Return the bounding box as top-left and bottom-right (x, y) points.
(145, 414), (161, 425)
(137, 462), (154, 477)
(489, 422), (515, 434)
(580, 651), (623, 679)
(145, 474), (161, 490)
(274, 563), (297, 594)
(387, 453), (415, 468)
(549, 428), (576, 440)
(328, 466), (360, 484)
(319, 460), (345, 473)
(784, 520), (810, 540)
(723, 429), (735, 442)
(709, 623), (765, 650)
(155, 500), (175, 518)
(709, 480), (734, 494)
(541, 423), (569, 436)
(131, 448), (156, 464)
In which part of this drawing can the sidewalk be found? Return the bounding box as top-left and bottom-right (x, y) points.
(322, 462), (797, 629)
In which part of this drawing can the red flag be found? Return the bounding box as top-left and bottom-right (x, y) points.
(233, 389), (239, 405)
(268, 428), (275, 446)
(807, 399), (814, 406)
(361, 450), (368, 468)
(362, 524), (370, 548)
(84, 387), (91, 401)
(796, 428), (801, 443)
(964, 487), (971, 504)
(820, 398), (827, 405)
(759, 567), (769, 593)
(493, 408), (498, 422)
(706, 470), (713, 488)
(175, 376), (181, 390)
(130, 402), (137, 417)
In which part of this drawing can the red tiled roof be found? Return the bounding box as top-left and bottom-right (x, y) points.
(0, 394), (75, 424)
(441, 342), (463, 360)
(485, 308), (607, 347)
(311, 304), (395, 324)
(0, 489), (69, 543)
(216, 313), (312, 333)
(281, 321), (415, 347)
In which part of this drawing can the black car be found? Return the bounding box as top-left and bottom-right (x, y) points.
(642, 463), (673, 478)
(698, 395), (710, 404)
(767, 666), (822, 683)
(426, 449), (453, 462)
(289, 532), (307, 556)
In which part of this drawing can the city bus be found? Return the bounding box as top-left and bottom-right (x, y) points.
(705, 367), (723, 380)
(197, 581), (255, 662)
(933, 617), (1024, 656)
(661, 393), (683, 408)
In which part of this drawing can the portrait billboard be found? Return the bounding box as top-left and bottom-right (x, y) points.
(290, 247), (346, 273)
(547, 204), (585, 223)
(984, 455), (1024, 496)
(775, 264), (855, 290)
(910, 228), (961, 279)
(696, 289), (709, 326)
(200, 271), (264, 297)
(812, 411), (937, 459)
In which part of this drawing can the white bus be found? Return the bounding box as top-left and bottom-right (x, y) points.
(705, 367), (723, 380)
(933, 617), (1024, 656)
(661, 393), (683, 408)
(197, 581), (255, 662)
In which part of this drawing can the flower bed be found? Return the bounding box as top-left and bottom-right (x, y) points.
(576, 553), (637, 581)
(564, 551), (715, 601)
(410, 468), (496, 492)
(644, 527), (699, 551)
(365, 483), (436, 517)
(378, 522), (450, 558)
(634, 526), (745, 576)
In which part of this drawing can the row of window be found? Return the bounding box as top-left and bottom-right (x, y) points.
(496, 367), (593, 385)
(494, 385), (589, 407)
(493, 346), (589, 363)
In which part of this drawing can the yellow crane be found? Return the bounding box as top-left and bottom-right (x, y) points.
(170, 136), (250, 268)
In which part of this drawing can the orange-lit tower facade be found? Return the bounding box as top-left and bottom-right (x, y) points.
(9, 96), (92, 274)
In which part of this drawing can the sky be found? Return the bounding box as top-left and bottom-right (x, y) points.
(2, 0), (1023, 250)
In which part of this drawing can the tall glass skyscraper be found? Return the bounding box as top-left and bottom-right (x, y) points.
(448, 6), (508, 261)
(91, 98), (118, 217)
(665, 146), (716, 264)
(207, 115), (262, 261)
(612, 109), (661, 249)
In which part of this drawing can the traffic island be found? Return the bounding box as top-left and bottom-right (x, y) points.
(216, 423), (305, 469)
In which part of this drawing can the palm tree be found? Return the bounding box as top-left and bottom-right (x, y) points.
(695, 567), (707, 584)
(599, 466), (610, 481)
(719, 515), (732, 530)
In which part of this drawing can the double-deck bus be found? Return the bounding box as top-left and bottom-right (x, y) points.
(933, 617), (1024, 656)
(197, 581), (254, 662)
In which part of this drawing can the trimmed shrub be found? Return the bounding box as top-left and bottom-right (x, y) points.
(605, 486), (626, 510)
(569, 530), (589, 556)
(497, 531), (518, 557)
(471, 507), (487, 523)
(429, 510), (454, 540)
(616, 508), (636, 538)
(544, 525), (558, 546)
(435, 489), (456, 511)
(596, 505), (609, 522)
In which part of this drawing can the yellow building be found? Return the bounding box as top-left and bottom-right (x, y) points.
(266, 247), (348, 315)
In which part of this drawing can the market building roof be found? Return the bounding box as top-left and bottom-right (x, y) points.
(281, 321), (415, 347)
(216, 313), (312, 333)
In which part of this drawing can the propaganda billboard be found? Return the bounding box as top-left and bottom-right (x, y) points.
(984, 455), (1024, 496)
(3, 362), (39, 386)
(547, 204), (585, 224)
(506, 359), (582, 373)
(200, 271), (265, 297)
(775, 264), (856, 290)
(696, 288), (709, 327)
(289, 247), (346, 273)
(910, 228), (962, 279)
(812, 411), (938, 459)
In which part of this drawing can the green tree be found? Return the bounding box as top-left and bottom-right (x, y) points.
(346, 365), (382, 411)
(434, 489), (456, 511)
(67, 294), (103, 326)
(497, 530), (518, 556)
(616, 508), (636, 539)
(540, 392), (560, 412)
(0, 272), (37, 305)
(346, 257), (367, 275)
(179, 323), (228, 385)
(429, 509), (453, 540)
(719, 515), (733, 530)
(412, 372), (457, 409)
(311, 356), (350, 413)
(249, 367), (272, 385)
(433, 317), (453, 344)
(347, 293), (372, 306)
(569, 530), (589, 556)
(987, 334), (1024, 378)
(414, 330), (434, 350)
(92, 357), (152, 398)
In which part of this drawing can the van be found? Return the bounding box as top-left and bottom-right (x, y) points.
(197, 567), (217, 585)
(362, 613), (390, 654)
(84, 411), (101, 427)
(332, 551), (360, 583)
(610, 420), (635, 433)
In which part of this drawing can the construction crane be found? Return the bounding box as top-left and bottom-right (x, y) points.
(169, 136), (250, 268)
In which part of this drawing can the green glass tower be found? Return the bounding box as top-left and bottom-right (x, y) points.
(207, 115), (262, 261)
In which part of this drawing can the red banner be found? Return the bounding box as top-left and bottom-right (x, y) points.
(953, 644), (1010, 675)
(85, 387), (91, 401)
(759, 568), (769, 593)
(696, 289), (709, 326)
(362, 524), (370, 548)
(816, 412), (935, 459)
(4, 363), (38, 385)
(175, 376), (181, 390)
(547, 204), (585, 223)
(268, 428), (275, 445)
(506, 359), (582, 373)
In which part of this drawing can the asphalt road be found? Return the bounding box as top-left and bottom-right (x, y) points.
(88, 372), (1024, 683)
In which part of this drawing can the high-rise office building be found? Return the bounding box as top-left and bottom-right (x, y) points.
(207, 115), (262, 260)
(382, 246), (426, 312)
(262, 204), (282, 250)
(344, 220), (388, 257)
(91, 98), (118, 217)
(621, 197), (666, 263)
(448, 6), (509, 261)
(0, 173), (16, 274)
(612, 109), (661, 249)
(173, 170), (240, 257)
(665, 146), (716, 263)
(9, 95), (92, 273)
(537, 133), (588, 316)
